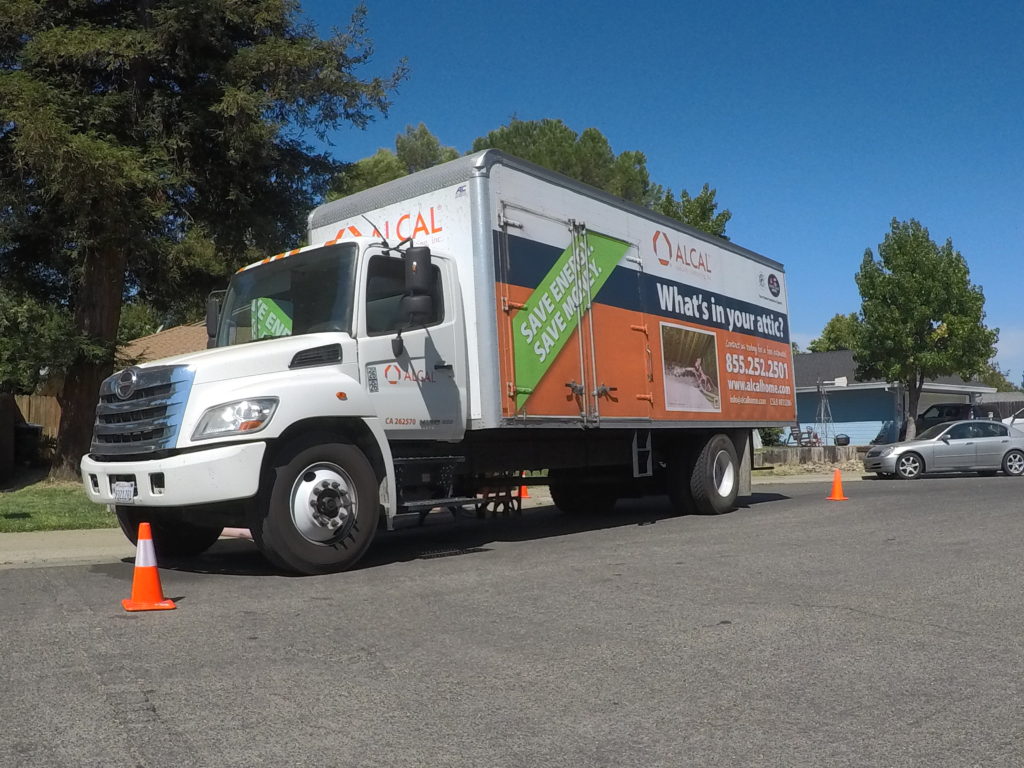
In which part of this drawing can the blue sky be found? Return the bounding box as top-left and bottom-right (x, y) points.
(303, 0), (1024, 382)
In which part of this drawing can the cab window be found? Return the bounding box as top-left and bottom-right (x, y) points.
(364, 256), (444, 336)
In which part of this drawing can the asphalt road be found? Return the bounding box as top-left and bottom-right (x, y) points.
(2, 475), (1023, 767)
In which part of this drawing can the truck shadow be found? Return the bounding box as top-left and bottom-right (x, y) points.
(154, 491), (790, 577)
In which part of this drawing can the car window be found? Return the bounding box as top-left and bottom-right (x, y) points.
(975, 422), (1007, 438)
(921, 406), (940, 419)
(946, 423), (974, 440)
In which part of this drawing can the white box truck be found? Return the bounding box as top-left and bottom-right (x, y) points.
(81, 150), (796, 574)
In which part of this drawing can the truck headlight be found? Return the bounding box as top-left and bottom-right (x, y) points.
(192, 398), (278, 440)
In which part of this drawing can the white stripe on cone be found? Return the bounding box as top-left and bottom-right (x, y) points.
(136, 535), (157, 568)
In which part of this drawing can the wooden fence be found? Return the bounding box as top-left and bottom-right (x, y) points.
(13, 395), (62, 438)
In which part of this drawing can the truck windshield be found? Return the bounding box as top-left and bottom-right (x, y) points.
(216, 243), (359, 346)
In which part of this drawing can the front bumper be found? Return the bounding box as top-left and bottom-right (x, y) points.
(862, 453), (898, 474)
(81, 442), (266, 506)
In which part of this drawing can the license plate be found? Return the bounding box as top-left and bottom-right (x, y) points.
(113, 481), (136, 504)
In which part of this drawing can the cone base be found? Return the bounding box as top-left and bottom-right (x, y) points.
(122, 598), (176, 612)
(827, 495), (848, 501)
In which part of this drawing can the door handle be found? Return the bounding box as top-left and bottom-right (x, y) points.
(434, 363), (453, 371)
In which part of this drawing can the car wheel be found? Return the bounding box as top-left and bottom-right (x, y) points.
(895, 452), (923, 480)
(1002, 449), (1024, 477)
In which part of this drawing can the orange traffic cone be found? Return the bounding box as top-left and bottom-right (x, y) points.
(827, 468), (848, 501)
(122, 522), (176, 612)
(519, 472), (529, 499)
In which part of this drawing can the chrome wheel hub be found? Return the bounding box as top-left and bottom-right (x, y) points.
(713, 450), (736, 497)
(290, 462), (357, 544)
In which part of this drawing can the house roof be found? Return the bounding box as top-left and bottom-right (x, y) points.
(794, 349), (996, 393)
(122, 323), (207, 364)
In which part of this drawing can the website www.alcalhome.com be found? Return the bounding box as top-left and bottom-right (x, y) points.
(727, 379), (792, 394)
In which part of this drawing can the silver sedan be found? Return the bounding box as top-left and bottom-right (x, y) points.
(863, 419), (1024, 479)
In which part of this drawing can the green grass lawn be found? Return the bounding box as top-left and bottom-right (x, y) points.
(0, 475), (117, 533)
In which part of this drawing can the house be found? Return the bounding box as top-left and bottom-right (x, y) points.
(121, 322), (208, 364)
(794, 350), (997, 445)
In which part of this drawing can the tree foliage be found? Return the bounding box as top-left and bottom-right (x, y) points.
(329, 118), (732, 236)
(976, 362), (1017, 392)
(808, 313), (862, 352)
(1, 1), (405, 471)
(329, 122), (458, 199)
(854, 218), (997, 438)
(0, 289), (98, 395)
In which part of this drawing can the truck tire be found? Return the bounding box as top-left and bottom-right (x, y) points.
(251, 436), (378, 575)
(689, 434), (739, 515)
(548, 469), (617, 515)
(115, 507), (223, 558)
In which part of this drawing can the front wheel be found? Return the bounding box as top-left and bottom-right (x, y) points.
(115, 507), (223, 558)
(1002, 449), (1024, 477)
(895, 452), (923, 480)
(251, 437), (379, 575)
(689, 434), (739, 515)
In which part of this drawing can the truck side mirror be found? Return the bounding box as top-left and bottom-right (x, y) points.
(404, 246), (433, 295)
(391, 246), (435, 357)
(206, 290), (225, 348)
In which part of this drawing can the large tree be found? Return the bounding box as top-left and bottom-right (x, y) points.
(808, 312), (862, 352)
(854, 219), (997, 439)
(1, 1), (405, 474)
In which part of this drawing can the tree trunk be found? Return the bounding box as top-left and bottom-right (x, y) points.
(53, 249), (126, 478)
(903, 375), (924, 441)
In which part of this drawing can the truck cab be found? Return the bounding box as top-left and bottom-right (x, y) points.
(82, 238), (468, 573)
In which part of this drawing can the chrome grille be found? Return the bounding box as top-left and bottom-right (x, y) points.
(91, 365), (194, 456)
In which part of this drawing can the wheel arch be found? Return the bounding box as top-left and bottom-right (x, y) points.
(262, 416), (396, 520)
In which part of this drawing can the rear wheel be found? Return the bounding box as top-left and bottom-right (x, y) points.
(1002, 449), (1024, 477)
(689, 434), (739, 515)
(115, 507), (223, 558)
(250, 436), (379, 575)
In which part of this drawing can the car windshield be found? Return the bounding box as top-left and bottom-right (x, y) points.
(917, 422), (955, 440)
(216, 243), (359, 346)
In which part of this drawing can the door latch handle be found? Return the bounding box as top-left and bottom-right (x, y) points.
(565, 380), (584, 397)
(434, 363), (453, 371)
(593, 384), (618, 398)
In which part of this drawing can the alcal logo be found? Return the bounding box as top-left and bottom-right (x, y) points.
(652, 230), (712, 275)
(333, 207), (443, 242)
(383, 364), (435, 384)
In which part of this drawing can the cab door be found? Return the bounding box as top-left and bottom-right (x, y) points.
(357, 252), (466, 441)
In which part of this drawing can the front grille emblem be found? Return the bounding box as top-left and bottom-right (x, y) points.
(115, 368), (139, 400)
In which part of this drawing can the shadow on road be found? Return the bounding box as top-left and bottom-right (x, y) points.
(148, 491), (793, 577)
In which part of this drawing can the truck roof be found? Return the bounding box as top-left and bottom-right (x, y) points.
(308, 149), (784, 272)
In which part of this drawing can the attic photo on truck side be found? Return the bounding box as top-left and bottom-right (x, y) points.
(80, 151), (796, 574)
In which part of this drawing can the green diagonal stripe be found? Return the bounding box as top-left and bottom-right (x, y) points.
(513, 231), (630, 410)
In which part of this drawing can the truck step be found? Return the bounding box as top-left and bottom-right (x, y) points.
(392, 456), (466, 465)
(397, 496), (481, 512)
